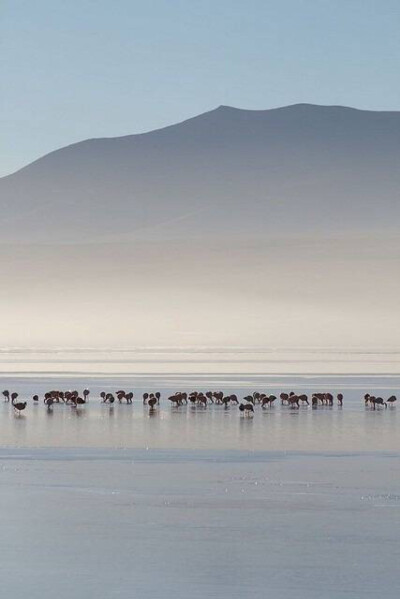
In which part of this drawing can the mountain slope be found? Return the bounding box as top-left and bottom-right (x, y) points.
(1, 104), (399, 243)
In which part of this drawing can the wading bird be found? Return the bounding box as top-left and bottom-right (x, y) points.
(12, 396), (27, 415)
(239, 403), (254, 415)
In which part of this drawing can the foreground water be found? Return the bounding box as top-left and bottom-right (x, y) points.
(1, 448), (399, 599)
(1, 349), (399, 597)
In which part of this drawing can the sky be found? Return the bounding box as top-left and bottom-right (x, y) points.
(2, 0), (400, 177)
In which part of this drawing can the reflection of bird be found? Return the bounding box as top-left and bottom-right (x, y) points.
(2, 390), (10, 402)
(12, 397), (27, 415)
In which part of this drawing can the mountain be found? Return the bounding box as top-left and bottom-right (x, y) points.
(1, 104), (399, 348)
(1, 103), (399, 243)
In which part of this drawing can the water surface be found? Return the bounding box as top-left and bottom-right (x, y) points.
(1, 349), (399, 598)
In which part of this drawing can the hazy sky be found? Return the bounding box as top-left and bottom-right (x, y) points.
(2, 0), (400, 176)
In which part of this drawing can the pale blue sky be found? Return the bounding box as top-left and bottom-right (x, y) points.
(2, 0), (399, 176)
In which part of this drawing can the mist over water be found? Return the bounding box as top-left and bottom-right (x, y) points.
(1, 235), (399, 348)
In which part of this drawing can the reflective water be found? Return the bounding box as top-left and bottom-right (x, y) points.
(0, 372), (399, 452)
(1, 448), (400, 599)
(1, 350), (400, 598)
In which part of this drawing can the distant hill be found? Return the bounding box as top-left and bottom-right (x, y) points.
(1, 104), (400, 348)
(1, 104), (399, 244)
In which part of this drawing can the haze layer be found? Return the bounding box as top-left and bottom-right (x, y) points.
(1, 104), (399, 347)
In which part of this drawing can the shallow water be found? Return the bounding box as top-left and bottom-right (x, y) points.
(0, 372), (399, 452)
(1, 350), (400, 597)
(1, 448), (400, 599)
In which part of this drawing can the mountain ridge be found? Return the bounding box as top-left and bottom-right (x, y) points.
(0, 103), (399, 244)
(1, 103), (399, 346)
(3, 103), (399, 179)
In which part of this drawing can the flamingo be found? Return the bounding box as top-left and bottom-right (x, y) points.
(125, 392), (133, 404)
(197, 393), (207, 406)
(148, 397), (157, 409)
(280, 393), (289, 405)
(168, 395), (182, 406)
(213, 391), (223, 403)
(12, 396), (26, 415)
(287, 394), (299, 408)
(243, 395), (254, 405)
(205, 392), (214, 404)
(44, 397), (54, 410)
(261, 394), (276, 408)
(239, 403), (254, 415)
(371, 397), (387, 409)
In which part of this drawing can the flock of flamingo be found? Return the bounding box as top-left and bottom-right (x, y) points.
(1, 388), (397, 416)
